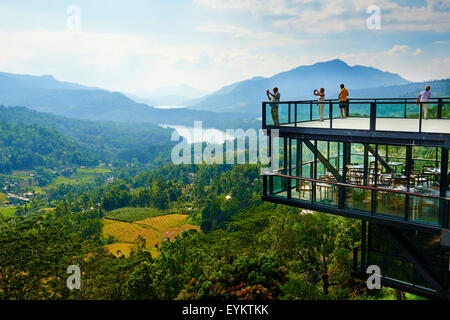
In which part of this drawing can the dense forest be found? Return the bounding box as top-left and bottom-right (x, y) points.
(0, 163), (372, 300)
(0, 160), (415, 300)
(0, 122), (97, 172)
(0, 106), (176, 172)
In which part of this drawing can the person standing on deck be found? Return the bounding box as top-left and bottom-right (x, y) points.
(314, 88), (325, 122)
(418, 85), (431, 120)
(338, 84), (349, 119)
(267, 87), (280, 126)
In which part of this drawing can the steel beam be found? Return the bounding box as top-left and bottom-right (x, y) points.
(366, 144), (395, 173)
(303, 140), (342, 181)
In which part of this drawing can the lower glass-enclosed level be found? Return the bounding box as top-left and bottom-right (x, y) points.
(352, 222), (450, 299)
(262, 138), (450, 230)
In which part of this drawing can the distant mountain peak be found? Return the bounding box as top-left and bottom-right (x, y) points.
(187, 59), (411, 114)
(322, 58), (347, 65)
(41, 74), (55, 79)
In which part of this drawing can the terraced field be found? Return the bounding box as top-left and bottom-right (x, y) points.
(104, 243), (134, 257)
(102, 219), (160, 243)
(102, 213), (199, 257)
(137, 214), (200, 241)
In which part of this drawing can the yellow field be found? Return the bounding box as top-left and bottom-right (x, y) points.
(102, 219), (159, 244)
(104, 243), (133, 257)
(137, 214), (200, 241)
(102, 214), (199, 257)
(0, 193), (7, 203)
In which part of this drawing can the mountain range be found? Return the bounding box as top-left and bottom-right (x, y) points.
(0, 60), (448, 124)
(0, 72), (245, 128)
(186, 59), (412, 115)
(349, 78), (450, 98)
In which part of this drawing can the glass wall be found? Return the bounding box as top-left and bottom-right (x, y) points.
(301, 141), (315, 179)
(410, 146), (440, 196)
(345, 186), (372, 212)
(447, 149), (450, 198)
(263, 137), (449, 229)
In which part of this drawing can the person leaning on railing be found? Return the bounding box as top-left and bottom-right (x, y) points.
(417, 85), (431, 120)
(267, 87), (280, 126)
(338, 84), (349, 119)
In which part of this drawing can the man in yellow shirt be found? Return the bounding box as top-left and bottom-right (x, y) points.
(338, 84), (349, 119)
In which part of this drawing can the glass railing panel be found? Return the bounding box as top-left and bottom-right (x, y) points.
(265, 103), (274, 126)
(311, 102), (319, 121)
(424, 103), (438, 119)
(331, 102), (341, 119)
(314, 182), (338, 206)
(278, 102), (290, 125)
(442, 101), (450, 119)
(375, 190), (405, 219)
(348, 102), (370, 118)
(290, 103), (296, 124)
(345, 186), (371, 213)
(310, 102), (331, 123)
(406, 103), (420, 119)
(296, 103), (310, 123)
(408, 195), (439, 226)
(272, 175), (287, 196)
(377, 100), (406, 118)
(292, 179), (312, 202)
(264, 102), (290, 126)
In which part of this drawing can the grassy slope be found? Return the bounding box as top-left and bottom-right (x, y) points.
(104, 207), (171, 222)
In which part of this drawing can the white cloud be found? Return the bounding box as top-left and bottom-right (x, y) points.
(196, 24), (305, 46)
(0, 1), (447, 94)
(194, 0), (450, 33)
(434, 40), (450, 45)
(384, 45), (423, 56)
(0, 28), (307, 92)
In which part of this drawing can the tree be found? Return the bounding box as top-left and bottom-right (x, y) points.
(292, 212), (359, 296)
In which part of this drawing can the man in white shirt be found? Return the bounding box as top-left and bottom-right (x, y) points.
(418, 85), (431, 120)
(267, 87), (280, 126)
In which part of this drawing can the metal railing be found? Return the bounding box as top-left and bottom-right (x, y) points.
(262, 97), (450, 134)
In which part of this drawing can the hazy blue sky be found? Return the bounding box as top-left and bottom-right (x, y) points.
(0, 0), (449, 93)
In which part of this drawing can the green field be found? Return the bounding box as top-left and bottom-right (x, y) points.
(51, 175), (94, 186)
(104, 207), (171, 222)
(50, 167), (112, 187)
(0, 206), (16, 218)
(77, 167), (112, 174)
(0, 193), (7, 203)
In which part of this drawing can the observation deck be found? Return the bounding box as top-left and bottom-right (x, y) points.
(261, 97), (450, 299)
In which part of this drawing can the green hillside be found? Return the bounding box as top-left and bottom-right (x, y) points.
(0, 106), (174, 166)
(0, 122), (97, 173)
(350, 79), (450, 98)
